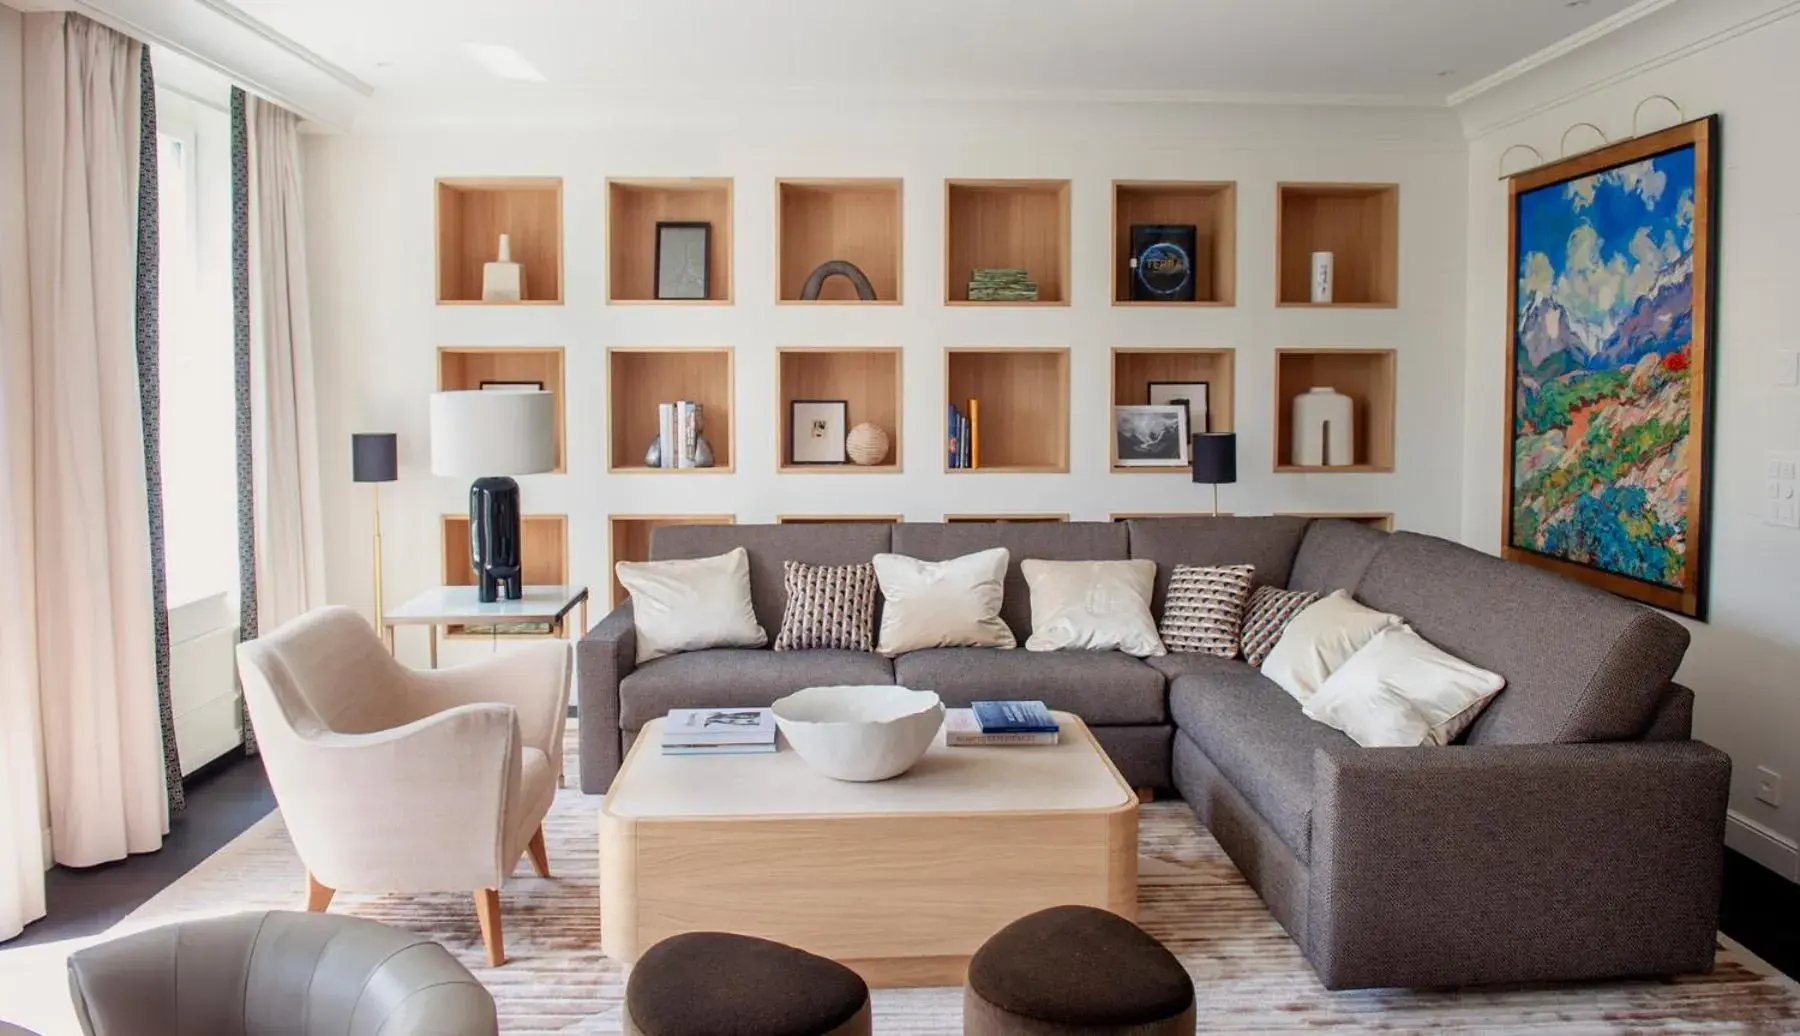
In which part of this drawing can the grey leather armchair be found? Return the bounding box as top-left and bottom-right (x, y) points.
(66, 911), (497, 1036)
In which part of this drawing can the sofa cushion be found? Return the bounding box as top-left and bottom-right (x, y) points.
(1288, 519), (1388, 595)
(1168, 659), (1355, 861)
(890, 522), (1127, 643)
(1355, 532), (1690, 745)
(1125, 516), (1311, 616)
(651, 524), (893, 643)
(894, 648), (1166, 726)
(618, 649), (894, 729)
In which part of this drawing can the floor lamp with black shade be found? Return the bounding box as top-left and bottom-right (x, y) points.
(351, 433), (398, 629)
(429, 389), (556, 603)
(1192, 433), (1236, 517)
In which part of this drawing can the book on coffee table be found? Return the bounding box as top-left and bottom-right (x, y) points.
(972, 700), (1060, 734)
(662, 708), (777, 754)
(945, 708), (1058, 747)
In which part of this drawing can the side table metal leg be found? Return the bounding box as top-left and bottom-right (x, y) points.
(429, 623), (438, 669)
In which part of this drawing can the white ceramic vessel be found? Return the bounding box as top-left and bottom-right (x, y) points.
(771, 686), (945, 782)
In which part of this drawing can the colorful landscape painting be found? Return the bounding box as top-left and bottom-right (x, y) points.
(1506, 119), (1714, 617)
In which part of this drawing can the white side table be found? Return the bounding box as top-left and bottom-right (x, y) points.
(383, 585), (589, 668)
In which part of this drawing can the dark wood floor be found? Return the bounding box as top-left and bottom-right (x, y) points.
(4, 755), (1798, 985)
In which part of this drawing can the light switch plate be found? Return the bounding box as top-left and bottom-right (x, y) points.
(1765, 453), (1800, 527)
(1777, 351), (1800, 388)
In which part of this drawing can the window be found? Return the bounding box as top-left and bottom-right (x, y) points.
(155, 89), (237, 610)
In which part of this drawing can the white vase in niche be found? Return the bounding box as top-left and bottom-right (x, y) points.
(1310, 251), (1334, 304)
(482, 233), (525, 302)
(1292, 387), (1354, 467)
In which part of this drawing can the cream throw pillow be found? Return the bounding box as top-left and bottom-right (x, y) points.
(872, 548), (1015, 656)
(615, 547), (767, 663)
(1022, 559), (1165, 657)
(1303, 626), (1506, 747)
(1259, 589), (1401, 703)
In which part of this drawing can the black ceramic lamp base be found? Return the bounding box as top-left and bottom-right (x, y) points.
(469, 475), (522, 603)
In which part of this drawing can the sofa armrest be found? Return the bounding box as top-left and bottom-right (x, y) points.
(577, 602), (636, 793)
(1308, 740), (1729, 990)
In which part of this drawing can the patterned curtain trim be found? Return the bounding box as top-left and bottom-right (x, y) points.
(230, 86), (260, 757)
(136, 45), (182, 817)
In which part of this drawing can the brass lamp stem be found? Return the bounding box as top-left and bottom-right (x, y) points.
(372, 483), (385, 629)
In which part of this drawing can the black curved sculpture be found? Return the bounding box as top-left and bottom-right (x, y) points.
(800, 260), (877, 301)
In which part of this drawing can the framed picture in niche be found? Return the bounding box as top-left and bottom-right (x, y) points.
(789, 399), (849, 465)
(479, 380), (545, 391)
(1503, 115), (1716, 619)
(1147, 380), (1209, 436)
(1114, 405), (1189, 468)
(654, 221), (711, 300)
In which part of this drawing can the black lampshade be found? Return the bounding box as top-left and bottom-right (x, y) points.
(1191, 433), (1237, 486)
(351, 433), (398, 483)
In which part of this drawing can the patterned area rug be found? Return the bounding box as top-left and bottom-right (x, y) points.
(5, 765), (1800, 1034)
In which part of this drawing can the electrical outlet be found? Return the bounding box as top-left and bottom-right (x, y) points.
(1776, 351), (1800, 388)
(1765, 454), (1800, 528)
(1757, 766), (1783, 807)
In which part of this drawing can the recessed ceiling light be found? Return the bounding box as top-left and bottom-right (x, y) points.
(462, 43), (546, 83)
(1436, 69), (1456, 78)
(1564, 0), (1592, 7)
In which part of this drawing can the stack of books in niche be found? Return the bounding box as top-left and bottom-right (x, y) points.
(946, 399), (981, 469)
(662, 707), (777, 755)
(655, 400), (705, 468)
(967, 267), (1039, 302)
(945, 700), (1060, 747)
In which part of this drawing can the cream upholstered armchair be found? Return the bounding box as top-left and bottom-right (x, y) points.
(237, 605), (571, 966)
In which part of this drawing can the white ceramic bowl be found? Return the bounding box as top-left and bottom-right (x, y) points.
(771, 685), (945, 782)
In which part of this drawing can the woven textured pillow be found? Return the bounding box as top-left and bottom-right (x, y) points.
(1241, 586), (1323, 667)
(773, 561), (878, 652)
(1158, 564), (1255, 657)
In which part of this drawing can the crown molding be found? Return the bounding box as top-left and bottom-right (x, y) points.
(1446, 0), (1681, 108)
(43, 0), (369, 130)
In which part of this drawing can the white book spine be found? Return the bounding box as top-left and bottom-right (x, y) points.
(658, 403), (675, 469)
(679, 401), (696, 468)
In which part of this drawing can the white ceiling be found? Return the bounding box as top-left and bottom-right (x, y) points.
(219, 0), (1658, 109)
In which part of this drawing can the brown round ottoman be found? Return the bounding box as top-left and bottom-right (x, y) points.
(624, 932), (872, 1036)
(964, 906), (1195, 1035)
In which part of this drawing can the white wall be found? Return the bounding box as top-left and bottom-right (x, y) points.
(1457, 0), (1800, 875)
(302, 99), (1470, 668)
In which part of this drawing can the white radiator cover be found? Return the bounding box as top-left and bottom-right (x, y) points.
(169, 592), (241, 775)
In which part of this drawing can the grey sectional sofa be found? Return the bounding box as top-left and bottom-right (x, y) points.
(578, 517), (1730, 990)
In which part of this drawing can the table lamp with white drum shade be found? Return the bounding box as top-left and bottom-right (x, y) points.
(429, 389), (556, 603)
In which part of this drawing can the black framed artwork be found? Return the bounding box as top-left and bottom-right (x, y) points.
(789, 399), (849, 464)
(654, 221), (711, 300)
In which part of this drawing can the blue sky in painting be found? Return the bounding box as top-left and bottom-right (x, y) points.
(1516, 145), (1696, 336)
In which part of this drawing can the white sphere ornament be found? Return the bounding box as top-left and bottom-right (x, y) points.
(771, 686), (944, 782)
(845, 422), (890, 466)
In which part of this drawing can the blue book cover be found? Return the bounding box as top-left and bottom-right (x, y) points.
(972, 700), (1059, 733)
(947, 403), (961, 468)
(958, 413), (970, 468)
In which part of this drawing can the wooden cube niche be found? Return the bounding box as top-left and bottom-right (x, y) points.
(1278, 511), (1395, 531)
(778, 179), (902, 303)
(1276, 183), (1398, 307)
(944, 348), (1070, 473)
(942, 514), (1069, 523)
(608, 515), (735, 606)
(1112, 182), (1235, 305)
(776, 515), (903, 524)
(440, 514), (567, 637)
(1110, 348), (1235, 475)
(1274, 349), (1396, 473)
(608, 348), (734, 473)
(437, 346), (566, 473)
(778, 348), (902, 473)
(436, 178), (562, 305)
(608, 178), (733, 303)
(945, 180), (1070, 305)
(1110, 512), (1230, 521)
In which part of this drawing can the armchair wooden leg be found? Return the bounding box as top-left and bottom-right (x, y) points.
(475, 888), (504, 966)
(526, 826), (550, 878)
(305, 873), (335, 912)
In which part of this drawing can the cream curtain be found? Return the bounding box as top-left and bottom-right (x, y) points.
(15, 11), (167, 875)
(247, 97), (326, 631)
(0, 5), (46, 944)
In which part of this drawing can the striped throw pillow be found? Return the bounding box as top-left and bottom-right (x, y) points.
(773, 561), (878, 652)
(1159, 564), (1256, 657)
(1241, 586), (1323, 667)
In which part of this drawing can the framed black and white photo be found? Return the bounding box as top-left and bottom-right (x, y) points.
(478, 379), (545, 391)
(1147, 380), (1209, 436)
(1114, 405), (1189, 467)
(654, 221), (711, 300)
(789, 399), (849, 465)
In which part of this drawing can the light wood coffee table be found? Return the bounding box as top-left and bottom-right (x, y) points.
(600, 710), (1137, 988)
